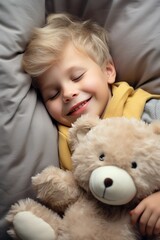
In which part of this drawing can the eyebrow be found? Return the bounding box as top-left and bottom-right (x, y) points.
(64, 66), (85, 74)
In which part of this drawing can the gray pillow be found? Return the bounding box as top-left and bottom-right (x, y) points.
(0, 1), (59, 239)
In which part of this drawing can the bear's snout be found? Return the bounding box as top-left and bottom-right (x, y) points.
(89, 166), (137, 206)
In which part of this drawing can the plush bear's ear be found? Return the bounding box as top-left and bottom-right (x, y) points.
(69, 114), (100, 152)
(150, 121), (160, 135)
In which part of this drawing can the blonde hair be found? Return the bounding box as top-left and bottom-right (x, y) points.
(23, 13), (112, 78)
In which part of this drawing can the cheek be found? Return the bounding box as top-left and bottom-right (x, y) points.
(82, 77), (101, 92)
(83, 77), (107, 93)
(45, 101), (62, 119)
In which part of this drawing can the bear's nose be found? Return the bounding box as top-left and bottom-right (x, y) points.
(104, 178), (113, 188)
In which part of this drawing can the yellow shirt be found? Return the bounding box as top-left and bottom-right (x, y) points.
(58, 82), (160, 170)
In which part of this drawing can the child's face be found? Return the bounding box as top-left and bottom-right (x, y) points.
(38, 43), (116, 126)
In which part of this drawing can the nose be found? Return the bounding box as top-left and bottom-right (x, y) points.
(62, 84), (79, 103)
(104, 178), (113, 188)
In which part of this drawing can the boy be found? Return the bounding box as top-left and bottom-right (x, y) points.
(23, 13), (160, 237)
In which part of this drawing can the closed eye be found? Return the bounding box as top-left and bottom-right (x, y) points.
(49, 91), (60, 100)
(72, 73), (84, 82)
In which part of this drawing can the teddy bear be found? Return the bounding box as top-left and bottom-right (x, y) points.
(6, 115), (160, 240)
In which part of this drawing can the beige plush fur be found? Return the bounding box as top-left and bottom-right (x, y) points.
(7, 115), (160, 240)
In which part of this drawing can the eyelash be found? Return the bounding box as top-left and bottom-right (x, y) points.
(49, 91), (60, 100)
(72, 73), (84, 82)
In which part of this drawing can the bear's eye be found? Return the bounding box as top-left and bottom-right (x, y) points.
(131, 161), (137, 169)
(99, 153), (105, 161)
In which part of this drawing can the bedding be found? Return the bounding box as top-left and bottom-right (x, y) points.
(1, 0), (160, 239)
(0, 1), (59, 239)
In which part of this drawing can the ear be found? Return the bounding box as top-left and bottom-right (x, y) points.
(103, 61), (116, 84)
(68, 114), (100, 152)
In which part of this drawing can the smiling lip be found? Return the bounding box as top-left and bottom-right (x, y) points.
(67, 97), (92, 116)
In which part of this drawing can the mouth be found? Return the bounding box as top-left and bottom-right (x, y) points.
(67, 97), (92, 116)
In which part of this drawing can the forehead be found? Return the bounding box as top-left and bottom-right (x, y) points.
(37, 42), (95, 85)
(58, 42), (92, 68)
(83, 119), (149, 149)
